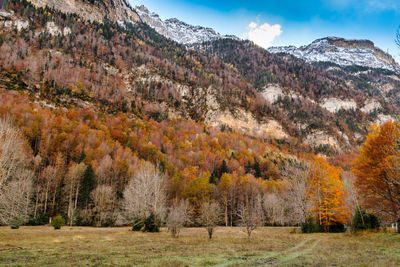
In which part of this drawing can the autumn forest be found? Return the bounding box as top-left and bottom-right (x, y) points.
(1, 2), (400, 264)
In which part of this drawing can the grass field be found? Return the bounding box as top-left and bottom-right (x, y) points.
(0, 226), (400, 266)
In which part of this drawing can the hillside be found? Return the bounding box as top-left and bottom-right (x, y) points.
(0, 0), (398, 155)
(27, 0), (140, 24)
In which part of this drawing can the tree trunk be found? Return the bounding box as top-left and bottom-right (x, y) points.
(224, 198), (228, 227)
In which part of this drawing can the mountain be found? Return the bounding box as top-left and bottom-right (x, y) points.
(26, 0), (140, 24)
(135, 5), (239, 45)
(268, 37), (399, 72)
(2, 0), (400, 155)
(197, 38), (400, 151)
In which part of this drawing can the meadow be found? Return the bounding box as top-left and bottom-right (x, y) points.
(0, 226), (399, 266)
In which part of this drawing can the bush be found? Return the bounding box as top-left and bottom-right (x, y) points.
(51, 216), (65, 230)
(142, 213), (160, 233)
(301, 217), (346, 233)
(131, 216), (144, 231)
(352, 207), (380, 232)
(328, 222), (346, 233)
(29, 214), (49, 226)
(301, 217), (322, 233)
(10, 217), (24, 229)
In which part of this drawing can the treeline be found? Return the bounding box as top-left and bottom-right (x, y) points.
(0, 88), (352, 230)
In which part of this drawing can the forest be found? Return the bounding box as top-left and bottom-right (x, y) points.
(0, 0), (399, 239)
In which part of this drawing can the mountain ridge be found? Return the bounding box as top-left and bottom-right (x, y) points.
(135, 5), (239, 45)
(268, 36), (399, 72)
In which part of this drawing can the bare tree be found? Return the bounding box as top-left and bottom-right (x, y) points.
(281, 162), (312, 224)
(166, 200), (190, 238)
(0, 169), (33, 225)
(237, 178), (264, 238)
(122, 161), (167, 225)
(65, 162), (86, 226)
(0, 117), (33, 225)
(263, 193), (286, 225)
(0, 117), (28, 190)
(199, 202), (221, 239)
(91, 185), (116, 227)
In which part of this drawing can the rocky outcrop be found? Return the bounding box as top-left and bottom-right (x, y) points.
(206, 109), (289, 140)
(27, 0), (140, 24)
(321, 98), (357, 113)
(135, 5), (238, 45)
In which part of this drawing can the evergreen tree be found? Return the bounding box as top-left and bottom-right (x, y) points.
(78, 164), (96, 209)
(253, 159), (261, 178)
(219, 160), (229, 176)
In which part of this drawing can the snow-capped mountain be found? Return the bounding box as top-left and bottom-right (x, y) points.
(135, 5), (238, 45)
(269, 37), (399, 72)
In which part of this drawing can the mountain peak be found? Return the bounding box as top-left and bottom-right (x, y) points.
(135, 5), (239, 45)
(269, 36), (399, 72)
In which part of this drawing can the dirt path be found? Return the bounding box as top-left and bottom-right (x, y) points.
(217, 237), (323, 266)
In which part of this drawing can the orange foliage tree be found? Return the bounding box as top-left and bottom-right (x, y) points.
(308, 156), (350, 230)
(353, 121), (400, 223)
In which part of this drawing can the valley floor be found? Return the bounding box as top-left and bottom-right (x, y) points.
(0, 226), (399, 266)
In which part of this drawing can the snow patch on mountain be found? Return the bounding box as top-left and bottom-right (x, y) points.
(135, 5), (239, 45)
(269, 37), (399, 72)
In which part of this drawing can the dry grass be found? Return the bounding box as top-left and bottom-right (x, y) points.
(0, 226), (400, 266)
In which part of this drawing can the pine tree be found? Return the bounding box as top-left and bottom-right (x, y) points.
(78, 164), (96, 210)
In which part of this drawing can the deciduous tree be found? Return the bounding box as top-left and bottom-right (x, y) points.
(353, 121), (400, 223)
(199, 202), (221, 239)
(308, 156), (349, 231)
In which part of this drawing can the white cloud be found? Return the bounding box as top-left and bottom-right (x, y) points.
(246, 22), (282, 49)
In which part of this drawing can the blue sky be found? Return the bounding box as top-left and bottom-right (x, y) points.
(131, 0), (400, 61)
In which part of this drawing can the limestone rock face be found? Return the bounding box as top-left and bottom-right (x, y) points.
(27, 0), (140, 24)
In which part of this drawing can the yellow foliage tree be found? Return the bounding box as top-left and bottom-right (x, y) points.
(308, 156), (350, 230)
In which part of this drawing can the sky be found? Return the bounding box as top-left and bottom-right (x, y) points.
(130, 0), (400, 61)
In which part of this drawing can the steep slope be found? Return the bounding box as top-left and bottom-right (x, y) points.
(269, 37), (399, 72)
(4, 0), (400, 155)
(2, 0), (291, 146)
(197, 38), (400, 152)
(135, 5), (238, 45)
(26, 0), (140, 23)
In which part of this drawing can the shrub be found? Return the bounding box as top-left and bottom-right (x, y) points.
(142, 213), (160, 233)
(51, 216), (65, 230)
(328, 222), (346, 233)
(352, 207), (380, 232)
(301, 217), (322, 233)
(131, 216), (144, 231)
(10, 217), (24, 229)
(29, 214), (49, 226)
(301, 217), (346, 233)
